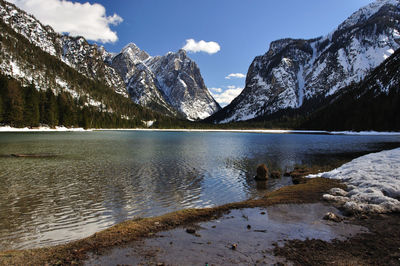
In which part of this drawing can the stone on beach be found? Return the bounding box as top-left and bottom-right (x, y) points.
(323, 212), (343, 222)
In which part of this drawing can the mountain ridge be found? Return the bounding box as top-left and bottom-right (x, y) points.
(0, 0), (220, 121)
(209, 0), (400, 123)
(109, 44), (221, 120)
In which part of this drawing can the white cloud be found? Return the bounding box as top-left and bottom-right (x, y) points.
(210, 86), (244, 107)
(225, 73), (245, 79)
(182, 39), (221, 54)
(209, 87), (222, 93)
(9, 0), (123, 43)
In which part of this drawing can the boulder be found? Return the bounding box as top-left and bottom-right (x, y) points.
(283, 171), (291, 177)
(255, 164), (269, 180)
(270, 170), (281, 179)
(323, 212), (343, 222)
(186, 228), (196, 234)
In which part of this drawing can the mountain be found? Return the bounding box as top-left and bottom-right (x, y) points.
(109, 44), (221, 120)
(0, 0), (127, 97)
(300, 45), (400, 131)
(210, 0), (400, 123)
(0, 0), (219, 125)
(0, 0), (179, 129)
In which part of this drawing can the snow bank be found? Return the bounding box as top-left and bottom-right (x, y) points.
(1, 126), (399, 136)
(308, 148), (400, 214)
(329, 131), (400, 136)
(0, 126), (90, 132)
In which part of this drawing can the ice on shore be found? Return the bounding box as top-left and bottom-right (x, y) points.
(308, 148), (400, 214)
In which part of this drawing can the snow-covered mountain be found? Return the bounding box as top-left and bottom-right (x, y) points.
(302, 45), (400, 131)
(211, 0), (400, 123)
(0, 0), (220, 120)
(109, 45), (221, 120)
(0, 0), (127, 98)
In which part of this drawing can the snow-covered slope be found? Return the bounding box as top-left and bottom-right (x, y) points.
(300, 45), (400, 131)
(110, 46), (221, 120)
(308, 148), (400, 214)
(212, 0), (400, 123)
(110, 43), (150, 83)
(145, 49), (220, 120)
(0, 0), (220, 120)
(0, 0), (127, 97)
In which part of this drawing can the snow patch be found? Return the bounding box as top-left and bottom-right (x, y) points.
(297, 65), (305, 107)
(0, 126), (90, 132)
(142, 120), (155, 127)
(308, 148), (400, 214)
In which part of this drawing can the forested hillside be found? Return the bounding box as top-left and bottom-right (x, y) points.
(300, 48), (400, 131)
(0, 16), (186, 129)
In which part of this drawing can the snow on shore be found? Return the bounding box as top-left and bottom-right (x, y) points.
(329, 131), (400, 136)
(0, 126), (400, 135)
(95, 129), (400, 135)
(308, 148), (400, 214)
(0, 126), (90, 132)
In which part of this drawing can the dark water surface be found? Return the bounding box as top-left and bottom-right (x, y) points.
(0, 131), (399, 250)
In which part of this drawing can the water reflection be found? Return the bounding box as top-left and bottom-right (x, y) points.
(0, 131), (399, 250)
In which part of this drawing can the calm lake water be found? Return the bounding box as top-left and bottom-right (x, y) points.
(0, 131), (399, 250)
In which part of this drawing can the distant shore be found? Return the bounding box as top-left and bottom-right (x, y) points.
(1, 126), (400, 136)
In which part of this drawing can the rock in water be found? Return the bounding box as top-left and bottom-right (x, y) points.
(255, 164), (269, 180)
(270, 170), (281, 179)
(186, 228), (196, 234)
(323, 212), (343, 222)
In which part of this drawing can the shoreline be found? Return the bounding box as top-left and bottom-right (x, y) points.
(1, 126), (400, 135)
(0, 148), (399, 264)
(0, 177), (345, 265)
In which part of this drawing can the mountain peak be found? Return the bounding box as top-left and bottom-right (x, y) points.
(120, 43), (150, 61)
(122, 42), (140, 52)
(177, 48), (187, 56)
(337, 0), (400, 31)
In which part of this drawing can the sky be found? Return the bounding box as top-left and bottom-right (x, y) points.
(9, 0), (374, 106)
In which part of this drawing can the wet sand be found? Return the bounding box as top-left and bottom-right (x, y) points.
(85, 203), (367, 265)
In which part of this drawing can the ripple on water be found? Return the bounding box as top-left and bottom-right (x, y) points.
(0, 131), (399, 250)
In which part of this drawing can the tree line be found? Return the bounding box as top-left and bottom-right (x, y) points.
(0, 75), (148, 128)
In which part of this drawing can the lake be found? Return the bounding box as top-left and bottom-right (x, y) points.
(0, 131), (399, 250)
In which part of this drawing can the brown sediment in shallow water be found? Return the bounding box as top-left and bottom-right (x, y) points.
(273, 213), (400, 265)
(0, 177), (345, 266)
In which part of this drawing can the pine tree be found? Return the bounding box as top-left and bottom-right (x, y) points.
(23, 84), (40, 127)
(5, 79), (24, 127)
(0, 75), (7, 123)
(39, 91), (46, 124)
(57, 92), (76, 127)
(44, 88), (58, 127)
(0, 95), (3, 123)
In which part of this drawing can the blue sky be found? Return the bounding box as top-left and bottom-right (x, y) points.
(10, 0), (374, 106)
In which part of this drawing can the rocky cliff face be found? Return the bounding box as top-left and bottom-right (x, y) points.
(0, 0), (220, 120)
(301, 47), (400, 131)
(110, 45), (221, 120)
(212, 0), (400, 123)
(0, 0), (127, 97)
(145, 49), (220, 120)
